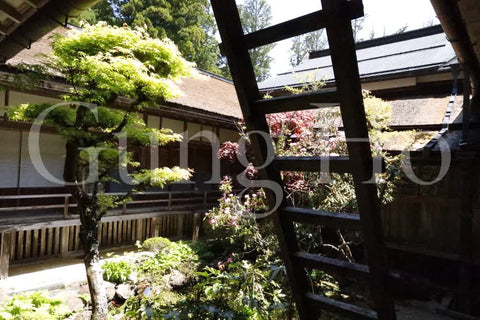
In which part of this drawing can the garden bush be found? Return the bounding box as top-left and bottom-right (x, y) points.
(139, 237), (199, 283)
(102, 260), (134, 285)
(0, 291), (71, 320)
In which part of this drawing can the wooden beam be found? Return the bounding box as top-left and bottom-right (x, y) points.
(281, 206), (361, 228)
(253, 89), (339, 115)
(0, 1), (23, 23)
(294, 251), (370, 278)
(306, 292), (377, 320)
(222, 1), (364, 53)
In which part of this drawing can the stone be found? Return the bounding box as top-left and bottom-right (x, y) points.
(52, 290), (84, 312)
(104, 281), (116, 302)
(115, 284), (134, 302)
(164, 270), (187, 289)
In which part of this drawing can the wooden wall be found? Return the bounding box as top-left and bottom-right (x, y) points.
(382, 159), (480, 260)
(0, 211), (200, 278)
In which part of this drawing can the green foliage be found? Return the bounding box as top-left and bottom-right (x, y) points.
(0, 291), (71, 320)
(193, 260), (287, 320)
(77, 0), (222, 74)
(139, 238), (199, 281)
(238, 0), (274, 81)
(132, 167), (192, 189)
(121, 290), (184, 320)
(142, 237), (173, 254)
(102, 260), (134, 284)
(51, 23), (195, 106)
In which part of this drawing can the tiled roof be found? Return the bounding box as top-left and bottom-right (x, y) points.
(260, 25), (456, 90)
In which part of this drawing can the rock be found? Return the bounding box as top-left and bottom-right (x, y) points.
(164, 270), (187, 289)
(52, 290), (84, 312)
(115, 284), (134, 302)
(104, 281), (116, 302)
(128, 271), (138, 283)
(110, 313), (124, 320)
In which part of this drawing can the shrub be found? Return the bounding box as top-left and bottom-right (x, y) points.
(0, 291), (71, 320)
(139, 238), (199, 282)
(102, 260), (134, 285)
(142, 237), (172, 254)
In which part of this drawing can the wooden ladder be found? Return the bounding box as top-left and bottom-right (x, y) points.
(211, 0), (396, 319)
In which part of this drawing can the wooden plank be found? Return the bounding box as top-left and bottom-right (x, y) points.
(305, 293), (377, 320)
(101, 222), (107, 247)
(235, 1), (363, 51)
(40, 228), (46, 256)
(321, 0), (395, 318)
(281, 206), (360, 228)
(294, 251), (369, 278)
(32, 229), (39, 257)
(47, 228), (53, 256)
(136, 219), (143, 242)
(60, 227), (69, 256)
(107, 222), (113, 245)
(16, 231), (23, 260)
(24, 230), (31, 259)
(69, 226), (75, 251)
(273, 156), (384, 174)
(0, 1), (23, 23)
(122, 220), (126, 242)
(53, 227), (60, 255)
(112, 221), (118, 245)
(253, 90), (339, 114)
(75, 225), (80, 251)
(176, 214), (184, 239)
(9, 232), (15, 262)
(0, 232), (11, 279)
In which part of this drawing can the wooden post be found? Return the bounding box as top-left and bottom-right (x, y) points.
(60, 226), (69, 257)
(192, 212), (202, 241)
(168, 192), (172, 210)
(0, 232), (11, 279)
(63, 195), (69, 219)
(176, 214), (184, 239)
(136, 218), (143, 242)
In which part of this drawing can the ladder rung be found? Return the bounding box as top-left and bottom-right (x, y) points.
(273, 156), (352, 173)
(294, 251), (369, 278)
(253, 90), (339, 115)
(305, 292), (378, 320)
(273, 156), (385, 174)
(281, 206), (361, 228)
(239, 1), (364, 51)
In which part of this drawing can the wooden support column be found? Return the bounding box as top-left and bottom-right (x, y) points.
(192, 212), (202, 241)
(0, 232), (11, 279)
(456, 153), (478, 314)
(136, 219), (144, 242)
(60, 227), (69, 257)
(176, 214), (184, 239)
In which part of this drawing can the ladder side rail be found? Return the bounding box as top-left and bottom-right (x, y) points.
(321, 0), (395, 319)
(210, 1), (313, 318)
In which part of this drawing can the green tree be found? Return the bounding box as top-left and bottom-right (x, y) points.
(289, 30), (327, 67)
(9, 24), (194, 320)
(238, 0), (274, 81)
(72, 0), (221, 75)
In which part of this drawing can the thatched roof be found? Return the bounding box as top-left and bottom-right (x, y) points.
(5, 26), (243, 120)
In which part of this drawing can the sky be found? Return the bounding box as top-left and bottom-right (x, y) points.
(259, 0), (439, 76)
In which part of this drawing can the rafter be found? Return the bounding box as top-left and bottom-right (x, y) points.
(0, 1), (23, 23)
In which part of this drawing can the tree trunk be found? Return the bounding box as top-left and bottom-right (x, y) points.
(81, 217), (108, 320)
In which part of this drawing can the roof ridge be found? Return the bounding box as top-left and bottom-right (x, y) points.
(199, 69), (233, 84)
(309, 25), (444, 59)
